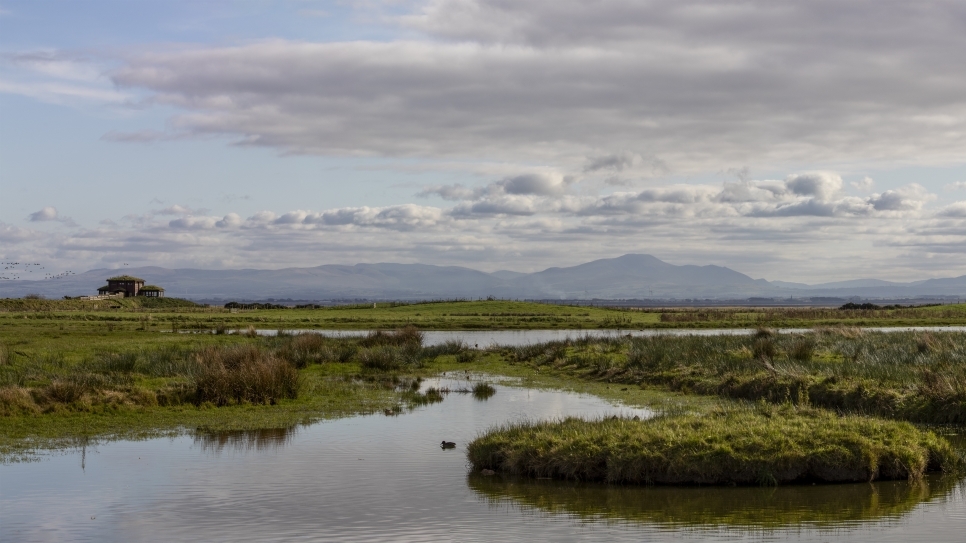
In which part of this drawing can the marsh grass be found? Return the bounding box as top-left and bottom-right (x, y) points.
(358, 344), (421, 371)
(467, 405), (962, 485)
(0, 326), (440, 416)
(472, 382), (496, 400)
(456, 350), (480, 363)
(276, 333), (330, 368)
(194, 345), (301, 406)
(399, 385), (445, 407)
(507, 331), (966, 423)
(420, 339), (467, 360)
(360, 325), (424, 347)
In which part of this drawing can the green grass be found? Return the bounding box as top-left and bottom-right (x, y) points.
(467, 404), (962, 485)
(0, 362), (406, 461)
(4, 304), (966, 484)
(503, 330), (966, 423)
(2, 299), (963, 333)
(0, 324), (718, 461)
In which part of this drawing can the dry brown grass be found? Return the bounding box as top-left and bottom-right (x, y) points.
(0, 386), (40, 416)
(194, 345), (301, 406)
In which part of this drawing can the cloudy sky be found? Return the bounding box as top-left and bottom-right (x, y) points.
(1, 0), (965, 283)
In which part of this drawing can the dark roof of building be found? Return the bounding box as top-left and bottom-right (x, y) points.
(97, 284), (122, 291)
(140, 285), (165, 291)
(107, 275), (145, 282)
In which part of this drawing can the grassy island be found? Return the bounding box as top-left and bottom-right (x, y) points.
(467, 407), (962, 485)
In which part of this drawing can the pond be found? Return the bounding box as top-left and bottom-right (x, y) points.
(2, 377), (964, 542)
(250, 327), (966, 347)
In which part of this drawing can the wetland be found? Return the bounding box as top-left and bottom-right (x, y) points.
(3, 299), (966, 541)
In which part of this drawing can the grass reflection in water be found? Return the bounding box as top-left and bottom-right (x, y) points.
(193, 426), (298, 453)
(468, 472), (960, 530)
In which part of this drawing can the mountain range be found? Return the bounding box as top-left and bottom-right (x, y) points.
(1, 254), (964, 302)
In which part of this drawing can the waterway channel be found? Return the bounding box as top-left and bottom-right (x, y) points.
(2, 377), (964, 542)
(251, 327), (966, 347)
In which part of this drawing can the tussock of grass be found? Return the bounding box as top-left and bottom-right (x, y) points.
(456, 350), (480, 363)
(194, 345), (301, 406)
(472, 382), (496, 400)
(420, 339), (467, 360)
(467, 406), (962, 485)
(359, 325), (424, 347)
(358, 345), (421, 370)
(0, 386), (38, 416)
(276, 333), (331, 368)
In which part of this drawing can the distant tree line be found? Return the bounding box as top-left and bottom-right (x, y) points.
(839, 302), (942, 310)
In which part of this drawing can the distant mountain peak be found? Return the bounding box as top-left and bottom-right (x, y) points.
(1, 255), (963, 300)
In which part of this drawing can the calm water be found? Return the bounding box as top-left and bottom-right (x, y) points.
(3, 378), (964, 542)
(254, 327), (966, 347)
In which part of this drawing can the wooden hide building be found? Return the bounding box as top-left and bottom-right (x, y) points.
(97, 275), (165, 298)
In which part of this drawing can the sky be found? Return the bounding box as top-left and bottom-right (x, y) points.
(1, 0), (965, 283)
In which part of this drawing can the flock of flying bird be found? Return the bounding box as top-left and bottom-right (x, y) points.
(0, 261), (131, 281)
(0, 262), (76, 281)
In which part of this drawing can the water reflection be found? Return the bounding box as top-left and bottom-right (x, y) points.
(252, 327), (966, 347)
(468, 473), (961, 529)
(193, 427), (298, 454)
(4, 378), (965, 543)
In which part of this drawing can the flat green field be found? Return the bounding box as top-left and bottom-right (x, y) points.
(1, 298), (964, 333)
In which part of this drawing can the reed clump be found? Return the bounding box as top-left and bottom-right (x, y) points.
(276, 333), (330, 368)
(358, 345), (420, 371)
(359, 325), (424, 348)
(472, 382), (496, 400)
(194, 345), (301, 406)
(467, 406), (962, 485)
(420, 339), (467, 360)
